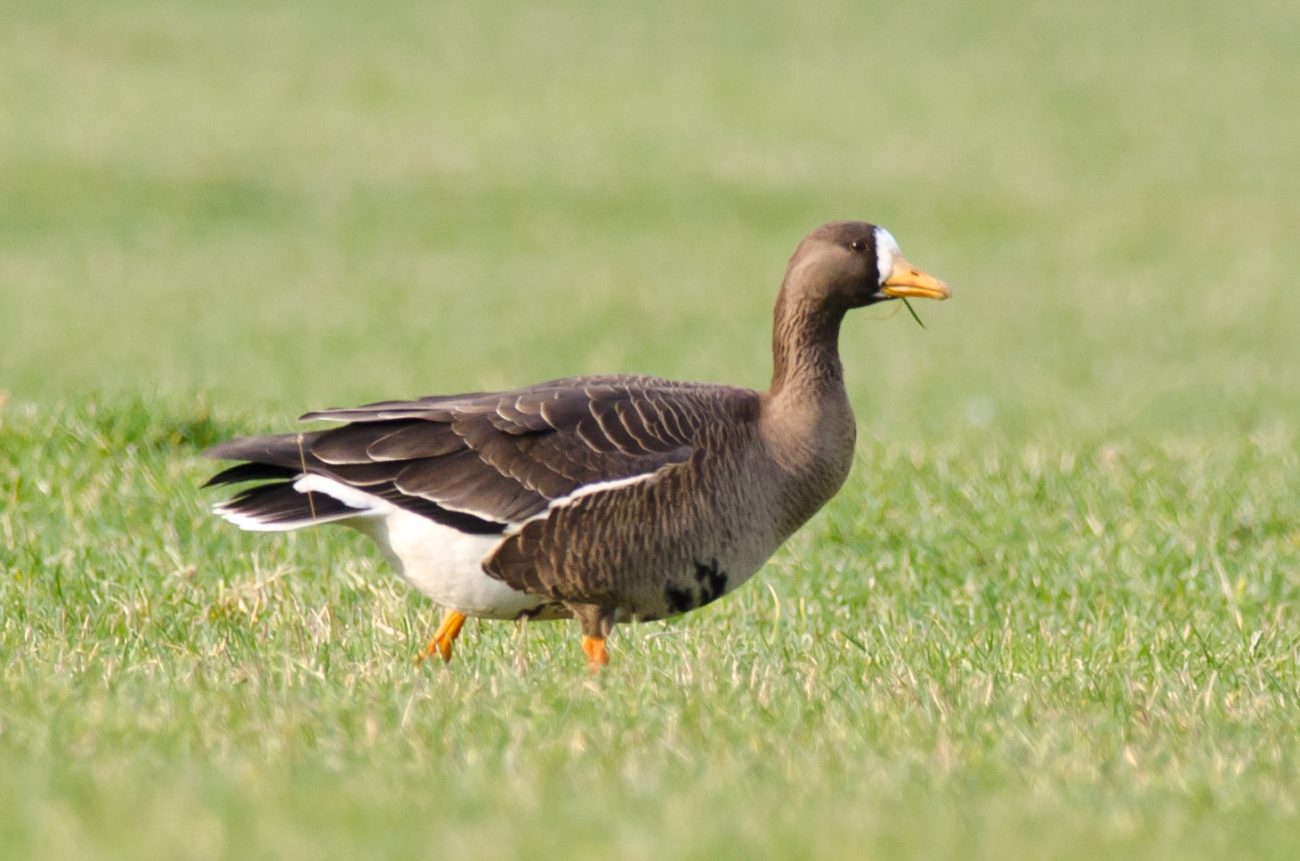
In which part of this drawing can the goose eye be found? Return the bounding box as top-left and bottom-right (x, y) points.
(849, 239), (866, 252)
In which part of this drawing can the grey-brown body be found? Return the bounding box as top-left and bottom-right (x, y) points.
(490, 380), (856, 621)
(204, 221), (948, 664)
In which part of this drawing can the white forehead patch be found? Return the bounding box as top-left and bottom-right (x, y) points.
(874, 226), (901, 284)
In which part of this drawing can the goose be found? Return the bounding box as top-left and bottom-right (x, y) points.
(204, 221), (950, 670)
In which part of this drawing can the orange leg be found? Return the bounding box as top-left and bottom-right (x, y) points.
(569, 603), (616, 672)
(581, 635), (610, 672)
(417, 609), (467, 664)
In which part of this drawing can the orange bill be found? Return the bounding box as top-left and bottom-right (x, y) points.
(881, 257), (951, 301)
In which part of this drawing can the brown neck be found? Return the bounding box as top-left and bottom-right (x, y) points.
(762, 278), (857, 516)
(767, 286), (847, 401)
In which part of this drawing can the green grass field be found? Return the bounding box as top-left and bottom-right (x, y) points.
(3, 1), (1299, 858)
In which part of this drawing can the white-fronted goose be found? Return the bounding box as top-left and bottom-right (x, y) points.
(205, 222), (950, 670)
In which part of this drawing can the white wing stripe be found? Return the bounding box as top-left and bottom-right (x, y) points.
(502, 468), (666, 537)
(547, 471), (660, 508)
(293, 475), (390, 512)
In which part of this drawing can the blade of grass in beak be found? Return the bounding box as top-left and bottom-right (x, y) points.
(902, 297), (926, 329)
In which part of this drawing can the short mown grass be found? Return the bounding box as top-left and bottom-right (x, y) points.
(3, 403), (1298, 859)
(3, 1), (1300, 858)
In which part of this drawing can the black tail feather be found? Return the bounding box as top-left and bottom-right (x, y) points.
(219, 481), (359, 526)
(204, 432), (326, 469)
(204, 461), (299, 488)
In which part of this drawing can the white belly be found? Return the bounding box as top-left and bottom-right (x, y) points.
(353, 509), (546, 619)
(290, 475), (546, 619)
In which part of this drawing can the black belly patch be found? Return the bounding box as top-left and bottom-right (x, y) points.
(694, 558), (728, 604)
(663, 558), (729, 614)
(665, 585), (695, 613)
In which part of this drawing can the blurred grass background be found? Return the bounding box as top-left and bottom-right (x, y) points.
(2, 1), (1299, 859)
(5, 0), (1297, 436)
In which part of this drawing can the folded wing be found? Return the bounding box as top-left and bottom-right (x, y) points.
(205, 375), (759, 534)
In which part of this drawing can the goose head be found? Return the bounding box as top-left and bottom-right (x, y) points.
(786, 221), (951, 311)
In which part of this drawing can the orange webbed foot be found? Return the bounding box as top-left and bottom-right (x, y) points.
(581, 635), (610, 672)
(416, 609), (467, 664)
